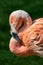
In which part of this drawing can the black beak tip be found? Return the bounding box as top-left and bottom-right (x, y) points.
(11, 32), (22, 45)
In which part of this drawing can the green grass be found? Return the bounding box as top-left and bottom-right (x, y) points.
(0, 0), (43, 65)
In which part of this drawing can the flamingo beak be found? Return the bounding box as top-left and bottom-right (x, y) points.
(11, 32), (22, 45)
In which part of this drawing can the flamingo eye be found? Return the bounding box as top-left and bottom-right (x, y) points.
(18, 21), (24, 30)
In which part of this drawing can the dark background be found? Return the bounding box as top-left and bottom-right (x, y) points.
(0, 0), (43, 65)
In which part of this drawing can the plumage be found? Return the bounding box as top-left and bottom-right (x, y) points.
(9, 10), (43, 57)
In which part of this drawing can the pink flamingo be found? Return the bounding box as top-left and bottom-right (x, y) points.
(9, 10), (43, 57)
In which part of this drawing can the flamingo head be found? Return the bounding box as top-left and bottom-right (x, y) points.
(9, 10), (32, 45)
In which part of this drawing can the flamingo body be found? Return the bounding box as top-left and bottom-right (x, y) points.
(9, 10), (43, 57)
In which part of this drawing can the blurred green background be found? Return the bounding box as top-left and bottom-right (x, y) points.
(0, 0), (43, 65)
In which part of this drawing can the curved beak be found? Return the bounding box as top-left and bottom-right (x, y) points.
(11, 32), (22, 45)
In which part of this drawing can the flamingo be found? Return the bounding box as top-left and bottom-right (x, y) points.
(9, 10), (43, 57)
